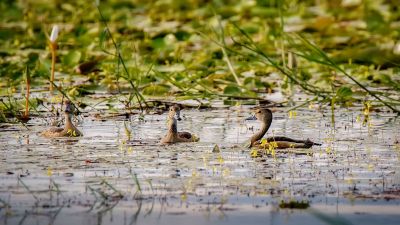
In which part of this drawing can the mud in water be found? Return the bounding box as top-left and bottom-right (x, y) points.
(1, 107), (400, 225)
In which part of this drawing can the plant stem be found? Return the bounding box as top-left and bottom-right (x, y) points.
(215, 17), (242, 86)
(18, 177), (39, 201)
(295, 34), (400, 114)
(0, 98), (29, 129)
(24, 66), (30, 118)
(50, 42), (56, 93)
(287, 96), (318, 112)
(48, 78), (81, 114)
(221, 46), (242, 86)
(95, 4), (147, 111)
(331, 96), (335, 127)
(224, 24), (326, 97)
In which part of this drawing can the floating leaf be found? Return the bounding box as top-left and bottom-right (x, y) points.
(142, 84), (170, 96)
(223, 85), (241, 95)
(68, 87), (79, 97)
(336, 86), (353, 99)
(151, 37), (166, 50)
(27, 52), (39, 69)
(63, 51), (81, 66)
(365, 9), (386, 32)
(243, 77), (265, 89)
(212, 144), (220, 153)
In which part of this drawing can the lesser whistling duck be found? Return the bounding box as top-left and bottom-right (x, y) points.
(246, 108), (320, 149)
(160, 105), (199, 144)
(41, 100), (82, 137)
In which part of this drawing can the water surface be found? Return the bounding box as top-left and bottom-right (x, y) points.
(1, 107), (400, 225)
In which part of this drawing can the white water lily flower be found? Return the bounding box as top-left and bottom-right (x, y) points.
(49, 25), (59, 43)
(394, 41), (400, 55)
(341, 0), (361, 7)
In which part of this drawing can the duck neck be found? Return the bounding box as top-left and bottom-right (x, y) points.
(64, 113), (75, 130)
(168, 117), (178, 136)
(250, 116), (272, 146)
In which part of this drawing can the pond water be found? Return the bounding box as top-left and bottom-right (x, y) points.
(1, 106), (400, 225)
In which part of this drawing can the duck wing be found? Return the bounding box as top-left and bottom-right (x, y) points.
(178, 131), (192, 139)
(41, 127), (64, 137)
(267, 136), (321, 146)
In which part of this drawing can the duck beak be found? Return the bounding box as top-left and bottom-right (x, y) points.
(175, 111), (182, 121)
(245, 114), (257, 121)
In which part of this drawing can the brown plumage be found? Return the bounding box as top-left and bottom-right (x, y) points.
(160, 105), (199, 144)
(247, 108), (320, 149)
(41, 101), (82, 138)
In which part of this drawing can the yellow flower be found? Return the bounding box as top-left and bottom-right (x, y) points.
(250, 148), (259, 157)
(202, 156), (208, 168)
(325, 147), (331, 154)
(368, 164), (374, 171)
(271, 148), (276, 158)
(191, 134), (200, 142)
(363, 101), (371, 116)
(47, 167), (53, 176)
(217, 155), (224, 164)
(288, 111), (297, 119)
(222, 168), (230, 177)
(127, 147), (133, 154)
(181, 193), (187, 201)
(260, 139), (268, 147)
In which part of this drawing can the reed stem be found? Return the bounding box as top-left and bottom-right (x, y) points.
(50, 42), (56, 93)
(24, 66), (30, 118)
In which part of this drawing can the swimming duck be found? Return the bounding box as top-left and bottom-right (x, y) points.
(246, 108), (320, 149)
(160, 105), (199, 144)
(41, 100), (82, 137)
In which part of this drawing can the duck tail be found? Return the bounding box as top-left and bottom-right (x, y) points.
(306, 139), (321, 146)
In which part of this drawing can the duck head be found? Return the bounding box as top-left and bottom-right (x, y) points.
(246, 108), (272, 122)
(65, 100), (73, 113)
(168, 105), (182, 121)
(254, 108), (272, 122)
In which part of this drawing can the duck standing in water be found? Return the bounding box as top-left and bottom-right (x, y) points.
(160, 105), (199, 144)
(41, 100), (82, 137)
(246, 108), (320, 149)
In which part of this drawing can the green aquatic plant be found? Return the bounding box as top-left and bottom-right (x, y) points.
(132, 173), (142, 196)
(292, 34), (400, 113)
(95, 1), (146, 111)
(0, 0), (399, 113)
(17, 177), (39, 202)
(23, 66), (30, 119)
(123, 121), (132, 141)
(220, 22), (400, 113)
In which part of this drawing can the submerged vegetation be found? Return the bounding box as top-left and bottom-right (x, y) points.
(1, 0), (400, 120)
